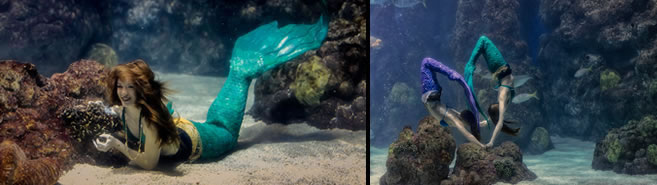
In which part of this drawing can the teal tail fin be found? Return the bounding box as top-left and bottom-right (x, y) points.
(229, 15), (329, 79)
(464, 36), (508, 129)
(197, 16), (328, 160)
(166, 102), (174, 115)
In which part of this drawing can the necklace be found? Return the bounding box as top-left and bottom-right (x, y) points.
(122, 107), (143, 153)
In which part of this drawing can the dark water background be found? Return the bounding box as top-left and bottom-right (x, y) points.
(370, 0), (460, 147)
(0, 0), (325, 77)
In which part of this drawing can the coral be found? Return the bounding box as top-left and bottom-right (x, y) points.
(648, 144), (657, 166)
(593, 115), (657, 174)
(60, 101), (121, 143)
(59, 100), (129, 166)
(49, 60), (108, 98)
(606, 137), (622, 163)
(250, 0), (366, 131)
(539, 0), (657, 142)
(494, 158), (516, 180)
(0, 60), (129, 183)
(638, 115), (657, 138)
(442, 142), (537, 185)
(0, 140), (69, 185)
(84, 43), (118, 68)
(385, 82), (416, 105)
(600, 69), (621, 91)
(381, 116), (456, 185)
(531, 127), (549, 148)
(648, 79), (657, 99)
(527, 127), (554, 154)
(330, 101), (367, 130)
(290, 56), (331, 106)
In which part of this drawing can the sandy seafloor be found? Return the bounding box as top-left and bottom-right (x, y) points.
(370, 137), (657, 185)
(58, 72), (366, 185)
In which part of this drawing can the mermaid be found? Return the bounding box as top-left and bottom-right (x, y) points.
(92, 15), (328, 169)
(421, 57), (487, 147)
(463, 35), (516, 147)
(421, 36), (520, 147)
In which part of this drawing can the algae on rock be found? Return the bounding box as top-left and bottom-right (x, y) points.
(600, 69), (620, 91)
(290, 56), (331, 106)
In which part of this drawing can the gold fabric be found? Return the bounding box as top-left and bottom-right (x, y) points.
(173, 117), (202, 161)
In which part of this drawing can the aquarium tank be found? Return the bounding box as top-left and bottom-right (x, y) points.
(0, 0), (366, 184)
(371, 0), (657, 184)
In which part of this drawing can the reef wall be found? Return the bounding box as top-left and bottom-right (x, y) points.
(538, 0), (657, 141)
(249, 0), (367, 130)
(0, 0), (102, 76)
(0, 0), (336, 76)
(0, 60), (124, 184)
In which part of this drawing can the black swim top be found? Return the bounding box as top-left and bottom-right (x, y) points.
(122, 107), (145, 151)
(120, 107), (193, 165)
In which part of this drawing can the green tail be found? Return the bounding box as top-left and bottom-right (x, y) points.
(194, 16), (328, 160)
(463, 36), (508, 130)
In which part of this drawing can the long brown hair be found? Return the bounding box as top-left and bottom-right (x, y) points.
(488, 103), (520, 136)
(459, 110), (481, 141)
(106, 59), (179, 145)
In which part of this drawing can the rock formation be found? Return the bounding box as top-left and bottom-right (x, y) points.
(593, 116), (657, 174)
(250, 0), (367, 130)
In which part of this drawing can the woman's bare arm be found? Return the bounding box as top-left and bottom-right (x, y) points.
(114, 118), (161, 170)
(487, 75), (514, 147)
(445, 109), (485, 147)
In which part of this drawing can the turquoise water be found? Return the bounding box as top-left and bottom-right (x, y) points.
(370, 137), (657, 185)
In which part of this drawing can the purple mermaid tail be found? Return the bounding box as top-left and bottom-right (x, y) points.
(420, 57), (481, 132)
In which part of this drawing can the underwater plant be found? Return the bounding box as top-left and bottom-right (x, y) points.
(290, 55), (331, 106)
(600, 69), (620, 91)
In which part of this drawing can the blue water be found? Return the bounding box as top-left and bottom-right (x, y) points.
(370, 137), (657, 185)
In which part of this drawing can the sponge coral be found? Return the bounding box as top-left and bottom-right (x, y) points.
(290, 56), (331, 106)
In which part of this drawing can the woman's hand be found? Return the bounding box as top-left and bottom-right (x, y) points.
(93, 133), (120, 152)
(484, 142), (494, 148)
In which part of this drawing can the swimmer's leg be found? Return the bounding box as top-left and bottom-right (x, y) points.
(421, 57), (482, 131)
(195, 16), (328, 159)
(444, 110), (484, 147)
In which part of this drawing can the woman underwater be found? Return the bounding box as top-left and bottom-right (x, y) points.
(92, 16), (328, 169)
(464, 35), (516, 147)
(421, 35), (518, 148)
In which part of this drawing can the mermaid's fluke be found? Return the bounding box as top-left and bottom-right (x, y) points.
(166, 102), (174, 115)
(197, 15), (328, 160)
(229, 15), (329, 79)
(463, 35), (508, 129)
(421, 58), (481, 133)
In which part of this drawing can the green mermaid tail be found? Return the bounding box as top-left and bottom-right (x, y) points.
(193, 16), (328, 159)
(463, 35), (508, 129)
